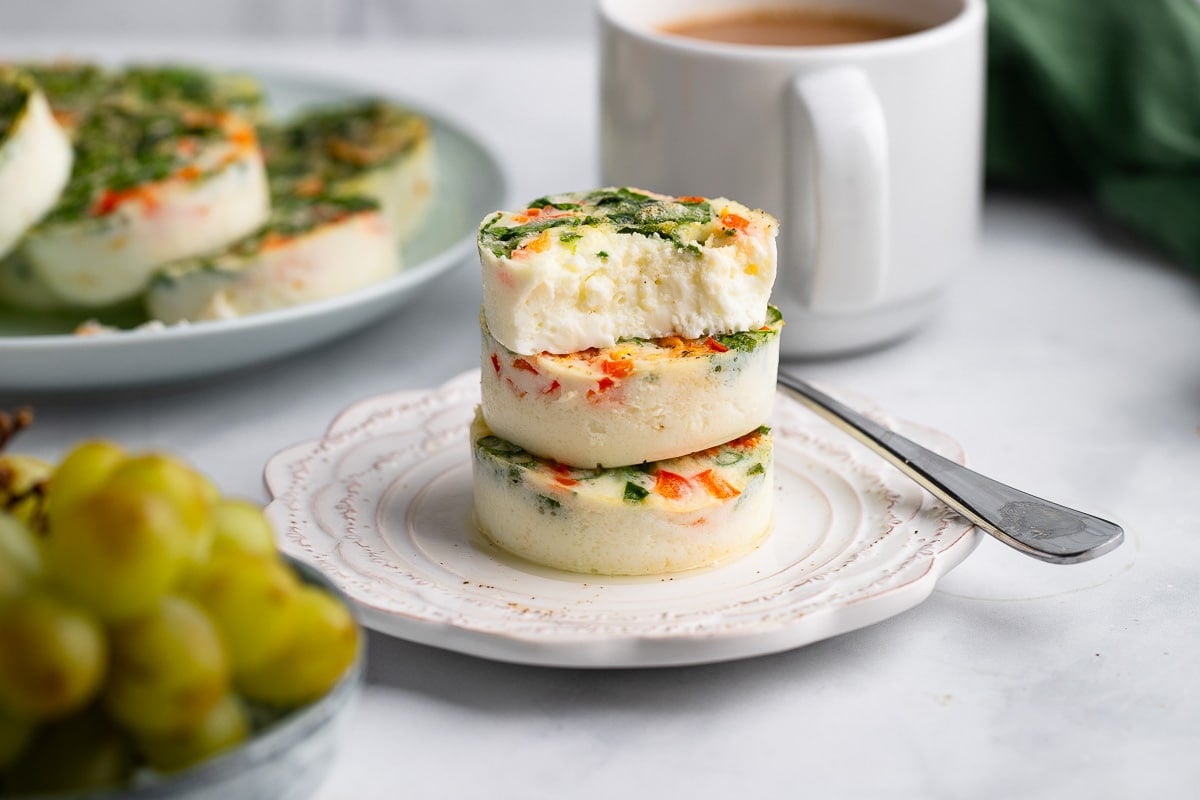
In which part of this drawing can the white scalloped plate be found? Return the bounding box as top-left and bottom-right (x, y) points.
(265, 371), (980, 668)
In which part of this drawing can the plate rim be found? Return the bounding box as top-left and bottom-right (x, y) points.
(264, 371), (982, 669)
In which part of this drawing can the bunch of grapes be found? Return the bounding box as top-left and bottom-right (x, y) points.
(0, 439), (359, 795)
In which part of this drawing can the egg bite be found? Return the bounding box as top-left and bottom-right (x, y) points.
(3, 98), (269, 309)
(260, 99), (435, 245)
(0, 70), (73, 260)
(477, 187), (777, 356)
(481, 306), (782, 468)
(471, 410), (774, 576)
(145, 194), (398, 322)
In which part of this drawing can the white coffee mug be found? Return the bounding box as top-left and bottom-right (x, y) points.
(599, 0), (985, 357)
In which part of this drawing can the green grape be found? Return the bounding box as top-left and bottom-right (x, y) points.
(0, 453), (51, 499)
(103, 453), (218, 566)
(211, 498), (276, 556)
(135, 692), (249, 772)
(45, 440), (126, 530)
(104, 595), (230, 736)
(106, 453), (218, 542)
(46, 484), (192, 621)
(0, 453), (53, 531)
(3, 706), (135, 794)
(0, 711), (33, 769)
(0, 591), (107, 720)
(237, 585), (359, 707)
(0, 512), (43, 602)
(186, 549), (301, 675)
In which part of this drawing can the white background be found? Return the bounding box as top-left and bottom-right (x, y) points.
(0, 0), (597, 39)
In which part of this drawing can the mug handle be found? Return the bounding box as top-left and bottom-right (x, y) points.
(785, 66), (888, 312)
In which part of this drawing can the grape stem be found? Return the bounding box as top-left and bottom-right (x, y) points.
(0, 407), (34, 451)
(1, 408), (47, 526)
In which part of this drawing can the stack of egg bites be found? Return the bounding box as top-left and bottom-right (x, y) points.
(472, 187), (783, 576)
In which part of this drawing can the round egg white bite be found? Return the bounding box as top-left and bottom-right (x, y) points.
(0, 71), (73, 260)
(11, 101), (269, 309)
(477, 187), (778, 356)
(260, 100), (435, 245)
(481, 306), (782, 469)
(471, 409), (774, 576)
(146, 195), (399, 323)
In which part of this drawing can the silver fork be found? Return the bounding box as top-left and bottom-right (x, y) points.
(777, 371), (1125, 564)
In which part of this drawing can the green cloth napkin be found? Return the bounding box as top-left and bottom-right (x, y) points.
(986, 0), (1200, 272)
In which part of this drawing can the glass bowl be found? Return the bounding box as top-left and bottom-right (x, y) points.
(7, 556), (365, 800)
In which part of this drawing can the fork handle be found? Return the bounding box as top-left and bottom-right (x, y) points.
(777, 372), (1124, 564)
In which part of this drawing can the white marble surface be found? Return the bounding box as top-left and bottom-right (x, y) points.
(1, 36), (1197, 800)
